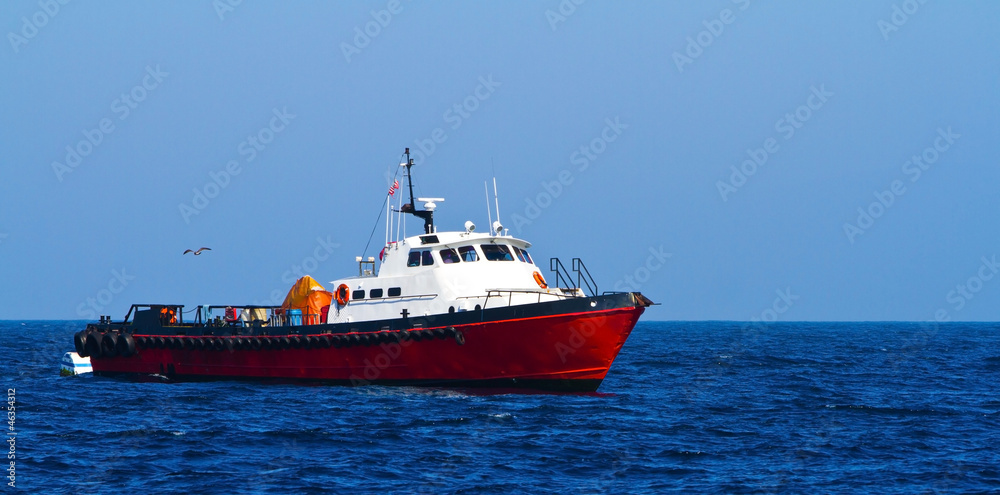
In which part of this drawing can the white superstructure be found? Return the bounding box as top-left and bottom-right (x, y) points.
(328, 230), (585, 324)
(326, 150), (586, 324)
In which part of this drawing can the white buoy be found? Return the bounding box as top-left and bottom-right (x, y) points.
(60, 351), (92, 376)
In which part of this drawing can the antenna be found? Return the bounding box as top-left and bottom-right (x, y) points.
(493, 176), (501, 232)
(385, 182), (390, 245)
(485, 181), (493, 234)
(491, 159), (503, 235)
(396, 188), (403, 242)
(385, 163), (395, 246)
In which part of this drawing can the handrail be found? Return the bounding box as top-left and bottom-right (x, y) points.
(572, 258), (598, 297)
(206, 305), (281, 310)
(549, 258), (574, 290)
(482, 289), (579, 307)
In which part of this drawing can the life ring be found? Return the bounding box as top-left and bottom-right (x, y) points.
(533, 271), (548, 289)
(335, 284), (350, 306)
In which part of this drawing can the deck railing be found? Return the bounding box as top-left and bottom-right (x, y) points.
(549, 257), (598, 297)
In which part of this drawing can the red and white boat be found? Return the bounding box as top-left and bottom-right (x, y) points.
(73, 149), (653, 391)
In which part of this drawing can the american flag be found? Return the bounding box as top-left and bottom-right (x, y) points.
(388, 179), (399, 196)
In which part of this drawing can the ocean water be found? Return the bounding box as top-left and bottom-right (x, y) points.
(2, 320), (998, 494)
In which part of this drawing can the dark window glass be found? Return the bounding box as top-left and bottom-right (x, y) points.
(407, 251), (421, 267)
(441, 248), (461, 264)
(458, 246), (479, 262)
(421, 250), (434, 266)
(481, 244), (514, 261)
(513, 246), (526, 262)
(369, 288), (383, 298)
(521, 249), (534, 265)
(352, 290), (365, 300)
(388, 287), (401, 297)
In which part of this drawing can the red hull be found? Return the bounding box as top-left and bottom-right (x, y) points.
(90, 306), (643, 391)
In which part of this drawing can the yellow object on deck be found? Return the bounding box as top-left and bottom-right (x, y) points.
(280, 275), (333, 324)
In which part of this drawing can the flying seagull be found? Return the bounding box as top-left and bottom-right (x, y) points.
(183, 247), (212, 255)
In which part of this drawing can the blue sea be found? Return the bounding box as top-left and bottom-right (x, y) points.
(2, 321), (999, 493)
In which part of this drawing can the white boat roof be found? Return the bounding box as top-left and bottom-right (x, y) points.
(398, 231), (531, 249)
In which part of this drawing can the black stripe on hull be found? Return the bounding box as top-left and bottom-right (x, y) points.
(91, 292), (641, 337)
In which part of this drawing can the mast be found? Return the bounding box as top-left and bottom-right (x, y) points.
(404, 148), (416, 209)
(401, 148), (435, 234)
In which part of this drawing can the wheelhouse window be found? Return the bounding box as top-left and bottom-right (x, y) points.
(481, 244), (514, 261)
(369, 288), (383, 298)
(352, 290), (365, 300)
(408, 250), (434, 267)
(458, 246), (479, 262)
(407, 251), (421, 267)
(440, 248), (461, 264)
(520, 248), (534, 265)
(388, 287), (401, 297)
(514, 246), (534, 264)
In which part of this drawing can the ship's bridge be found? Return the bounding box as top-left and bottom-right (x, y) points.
(326, 230), (580, 323)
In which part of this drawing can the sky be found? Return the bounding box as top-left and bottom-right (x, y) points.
(2, 1), (999, 322)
